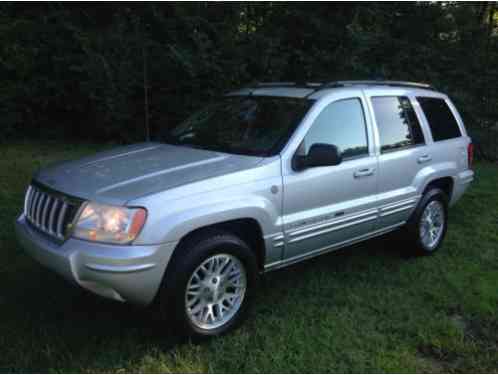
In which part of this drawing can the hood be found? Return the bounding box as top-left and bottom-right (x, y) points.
(34, 143), (263, 205)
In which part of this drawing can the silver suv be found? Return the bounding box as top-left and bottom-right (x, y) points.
(16, 81), (474, 337)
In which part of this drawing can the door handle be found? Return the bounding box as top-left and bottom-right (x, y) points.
(417, 155), (432, 164)
(354, 168), (375, 178)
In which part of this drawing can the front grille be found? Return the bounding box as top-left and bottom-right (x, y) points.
(24, 184), (81, 240)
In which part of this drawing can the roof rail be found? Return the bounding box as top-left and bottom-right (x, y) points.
(302, 80), (435, 98)
(255, 82), (297, 87)
(253, 80), (433, 89)
(322, 80), (435, 90)
(255, 82), (323, 88)
(243, 80), (435, 98)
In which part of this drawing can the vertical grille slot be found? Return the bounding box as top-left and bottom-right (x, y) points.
(48, 199), (59, 235)
(24, 185), (80, 241)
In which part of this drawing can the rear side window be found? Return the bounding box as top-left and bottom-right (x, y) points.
(417, 97), (461, 141)
(371, 96), (425, 153)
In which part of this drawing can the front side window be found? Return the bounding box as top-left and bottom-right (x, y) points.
(416, 97), (461, 141)
(372, 96), (425, 153)
(162, 96), (314, 156)
(302, 98), (368, 159)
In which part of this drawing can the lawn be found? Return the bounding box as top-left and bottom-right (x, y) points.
(1, 141), (497, 373)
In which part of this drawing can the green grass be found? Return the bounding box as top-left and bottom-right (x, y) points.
(1, 141), (498, 373)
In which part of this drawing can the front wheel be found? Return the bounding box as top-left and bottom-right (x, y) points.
(157, 230), (258, 338)
(185, 253), (248, 332)
(405, 188), (448, 255)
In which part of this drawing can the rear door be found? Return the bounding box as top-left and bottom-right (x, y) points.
(365, 90), (430, 229)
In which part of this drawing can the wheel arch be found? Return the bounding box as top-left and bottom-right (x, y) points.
(168, 218), (267, 272)
(423, 176), (454, 200)
(415, 162), (457, 201)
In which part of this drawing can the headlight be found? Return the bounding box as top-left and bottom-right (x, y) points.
(73, 202), (147, 244)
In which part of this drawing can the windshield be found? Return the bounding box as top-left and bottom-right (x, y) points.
(161, 96), (314, 156)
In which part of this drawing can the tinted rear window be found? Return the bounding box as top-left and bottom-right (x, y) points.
(417, 97), (461, 141)
(371, 96), (425, 153)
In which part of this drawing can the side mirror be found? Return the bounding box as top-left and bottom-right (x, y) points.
(293, 143), (342, 171)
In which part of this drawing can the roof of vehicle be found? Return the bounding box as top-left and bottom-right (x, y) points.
(226, 80), (444, 100)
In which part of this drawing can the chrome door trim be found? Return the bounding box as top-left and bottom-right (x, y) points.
(379, 196), (420, 217)
(287, 208), (378, 244)
(265, 195), (423, 270)
(264, 222), (405, 272)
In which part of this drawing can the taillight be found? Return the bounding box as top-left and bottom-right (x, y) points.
(467, 142), (474, 169)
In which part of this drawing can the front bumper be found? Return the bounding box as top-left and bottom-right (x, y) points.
(15, 214), (177, 305)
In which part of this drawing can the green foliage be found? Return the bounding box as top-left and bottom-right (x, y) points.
(0, 3), (497, 152)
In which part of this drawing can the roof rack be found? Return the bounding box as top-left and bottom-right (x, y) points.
(255, 82), (296, 87)
(243, 80), (435, 98)
(302, 80), (435, 98)
(255, 82), (323, 88)
(253, 80), (433, 89)
(325, 80), (434, 89)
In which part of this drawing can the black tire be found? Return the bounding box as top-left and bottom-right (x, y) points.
(405, 188), (449, 256)
(157, 229), (258, 339)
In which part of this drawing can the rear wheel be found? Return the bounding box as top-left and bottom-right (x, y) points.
(405, 188), (448, 255)
(157, 230), (258, 338)
(419, 200), (445, 250)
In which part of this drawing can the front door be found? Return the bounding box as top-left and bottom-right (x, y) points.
(282, 96), (378, 262)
